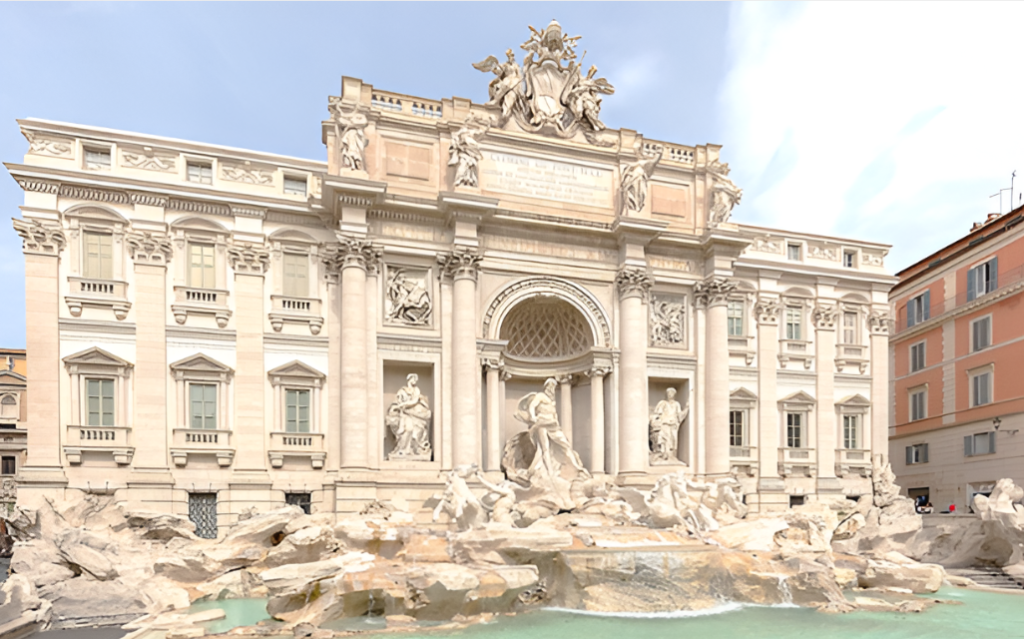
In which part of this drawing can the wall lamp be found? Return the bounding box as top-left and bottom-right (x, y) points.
(994, 416), (1019, 436)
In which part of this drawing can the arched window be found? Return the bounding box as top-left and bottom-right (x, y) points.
(0, 395), (17, 421)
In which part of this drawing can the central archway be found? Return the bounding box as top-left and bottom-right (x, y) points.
(500, 297), (594, 361)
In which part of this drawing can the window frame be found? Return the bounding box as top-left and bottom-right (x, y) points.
(83, 230), (114, 280)
(967, 257), (998, 302)
(969, 366), (994, 408)
(283, 174), (308, 196)
(787, 243), (802, 261)
(170, 354), (234, 433)
(188, 382), (218, 430)
(63, 347), (133, 429)
(0, 456), (15, 476)
(85, 376), (117, 427)
(83, 145), (112, 170)
(729, 409), (747, 447)
(906, 443), (929, 465)
(971, 315), (992, 353)
(785, 411), (804, 448)
(841, 310), (859, 345)
(785, 305), (803, 341)
(910, 340), (926, 373)
(842, 414), (860, 449)
(186, 161), (214, 185)
(188, 242), (217, 289)
(906, 290), (931, 328)
(267, 360), (324, 435)
(282, 251), (310, 298)
(727, 299), (745, 337)
(909, 386), (927, 422)
(842, 250), (857, 269)
(965, 431), (996, 457)
(0, 393), (19, 423)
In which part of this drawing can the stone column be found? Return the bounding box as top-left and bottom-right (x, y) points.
(615, 266), (652, 474)
(365, 265), (380, 470)
(754, 297), (784, 495)
(696, 276), (737, 477)
(558, 374), (574, 447)
(813, 304), (839, 490)
(868, 311), (891, 461)
(439, 248), (482, 468)
(484, 358), (503, 471)
(324, 259), (343, 470)
(13, 220), (66, 478)
(228, 242), (271, 472)
(126, 231), (174, 470)
(586, 366), (609, 473)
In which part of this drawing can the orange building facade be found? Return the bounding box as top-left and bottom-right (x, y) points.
(0, 348), (28, 480)
(889, 209), (1024, 512)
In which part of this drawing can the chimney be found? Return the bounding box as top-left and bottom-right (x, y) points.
(987, 213), (1001, 222)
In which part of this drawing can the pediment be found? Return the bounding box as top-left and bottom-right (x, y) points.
(0, 370), (26, 383)
(730, 387), (758, 402)
(779, 390), (816, 406)
(837, 394), (871, 408)
(63, 347), (133, 369)
(169, 353), (233, 374)
(267, 360), (325, 380)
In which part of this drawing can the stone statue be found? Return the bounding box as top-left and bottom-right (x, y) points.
(621, 143), (662, 215)
(385, 269), (432, 325)
(518, 377), (585, 479)
(476, 470), (518, 525)
(448, 117), (489, 188)
(432, 464), (485, 531)
(472, 49), (524, 120)
(649, 388), (688, 464)
(329, 100), (369, 172)
(644, 472), (721, 536)
(650, 298), (685, 346)
(562, 63), (614, 131)
(385, 374), (432, 460)
(707, 160), (742, 227)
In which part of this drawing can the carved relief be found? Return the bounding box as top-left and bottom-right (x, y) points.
(754, 296), (782, 325)
(328, 98), (369, 172)
(12, 219), (66, 256)
(437, 247), (481, 281)
(750, 236), (784, 255)
(121, 149), (177, 172)
(385, 373), (432, 460)
(621, 143), (662, 215)
(448, 117), (489, 187)
(615, 266), (653, 302)
(650, 296), (686, 347)
(706, 160), (742, 228)
(24, 131), (73, 158)
(812, 304), (838, 330)
(385, 268), (432, 326)
(808, 244), (839, 261)
(220, 162), (273, 185)
(227, 242), (271, 274)
(126, 231), (173, 265)
(862, 252), (885, 267)
(693, 276), (736, 308)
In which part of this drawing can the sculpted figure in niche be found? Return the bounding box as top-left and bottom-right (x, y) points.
(386, 269), (432, 325)
(385, 374), (432, 460)
(517, 377), (586, 478)
(621, 143), (662, 215)
(707, 160), (743, 228)
(448, 117), (489, 188)
(330, 102), (369, 172)
(649, 387), (688, 464)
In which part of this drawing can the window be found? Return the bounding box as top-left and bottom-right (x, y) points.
(282, 253), (309, 298)
(84, 147), (111, 170)
(789, 495), (805, 507)
(285, 492), (312, 515)
(910, 388), (927, 421)
(841, 311), (858, 344)
(189, 383), (217, 429)
(786, 412), (803, 448)
(86, 378), (115, 426)
(727, 300), (744, 337)
(906, 443), (929, 465)
(910, 342), (926, 373)
(188, 493), (218, 539)
(0, 457), (15, 476)
(843, 250), (856, 268)
(0, 395), (16, 420)
(285, 389), (310, 433)
(187, 162), (213, 184)
(964, 431), (996, 457)
(785, 306), (802, 340)
(83, 231), (113, 280)
(967, 257), (998, 301)
(283, 175), (307, 196)
(188, 243), (216, 289)
(971, 370), (992, 407)
(906, 291), (930, 327)
(842, 414), (860, 449)
(971, 316), (992, 352)
(729, 410), (746, 446)
(787, 244), (802, 261)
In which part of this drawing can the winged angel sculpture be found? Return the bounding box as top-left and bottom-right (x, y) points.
(473, 20), (614, 138)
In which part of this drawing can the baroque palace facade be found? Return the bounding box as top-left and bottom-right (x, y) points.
(8, 22), (894, 534)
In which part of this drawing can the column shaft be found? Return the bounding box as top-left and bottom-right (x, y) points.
(617, 294), (647, 473)
(870, 325), (889, 461)
(705, 300), (730, 476)
(341, 264), (368, 468)
(589, 370), (606, 473)
(815, 311), (837, 482)
(756, 314), (780, 479)
(327, 278), (342, 470)
(233, 273), (266, 470)
(452, 275), (479, 467)
(132, 263), (169, 468)
(559, 377), (573, 447)
(485, 366), (501, 471)
(23, 252), (61, 469)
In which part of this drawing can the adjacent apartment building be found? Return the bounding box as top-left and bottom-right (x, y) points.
(0, 348), (27, 485)
(889, 208), (1024, 512)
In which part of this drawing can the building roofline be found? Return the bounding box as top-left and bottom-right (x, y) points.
(736, 223), (891, 251)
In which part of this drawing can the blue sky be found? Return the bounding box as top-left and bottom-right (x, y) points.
(1, 2), (1021, 348)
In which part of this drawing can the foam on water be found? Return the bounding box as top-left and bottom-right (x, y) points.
(548, 601), (746, 618)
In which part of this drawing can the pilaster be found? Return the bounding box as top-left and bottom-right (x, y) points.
(615, 265), (652, 474)
(754, 295), (783, 492)
(695, 276), (736, 477)
(439, 246), (482, 467)
(813, 302), (839, 490)
(868, 309), (890, 462)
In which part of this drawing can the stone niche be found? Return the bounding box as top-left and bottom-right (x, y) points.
(648, 378), (691, 467)
(382, 362), (435, 463)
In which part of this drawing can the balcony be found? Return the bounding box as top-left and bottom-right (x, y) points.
(895, 264), (1024, 335)
(778, 447), (817, 477)
(170, 428), (234, 467)
(66, 277), (131, 320)
(728, 336), (755, 365)
(836, 448), (872, 477)
(778, 339), (813, 369)
(268, 431), (326, 469)
(835, 343), (869, 374)
(728, 445), (758, 476)
(172, 286), (231, 328)
(269, 295), (324, 335)
(63, 425), (133, 465)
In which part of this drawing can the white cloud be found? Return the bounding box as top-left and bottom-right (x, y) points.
(721, 2), (1024, 271)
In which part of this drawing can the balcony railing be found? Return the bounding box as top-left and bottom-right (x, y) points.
(729, 445), (756, 458)
(269, 431), (325, 469)
(895, 264), (1024, 334)
(370, 91), (443, 119)
(779, 447), (813, 461)
(836, 448), (872, 477)
(172, 287), (231, 328)
(778, 339), (814, 369)
(171, 428), (234, 467)
(64, 425), (133, 465)
(269, 295), (324, 334)
(66, 277), (131, 319)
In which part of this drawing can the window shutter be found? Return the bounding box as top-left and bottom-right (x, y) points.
(989, 431), (996, 455)
(989, 257), (998, 292)
(964, 435), (973, 457)
(967, 267), (977, 302)
(922, 290), (930, 321)
(906, 446), (913, 465)
(922, 443), (929, 463)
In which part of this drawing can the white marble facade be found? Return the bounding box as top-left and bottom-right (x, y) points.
(8, 22), (895, 526)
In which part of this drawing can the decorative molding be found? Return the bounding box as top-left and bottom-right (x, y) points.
(15, 178), (60, 195)
(482, 276), (612, 347)
(862, 252), (885, 267)
(220, 161), (274, 185)
(649, 295), (685, 347)
(385, 268), (432, 326)
(229, 204), (267, 219)
(482, 356), (505, 371)
(12, 218), (66, 256)
(868, 310), (891, 335)
(437, 247), (481, 282)
(121, 149), (177, 172)
(812, 304), (838, 330)
(749, 235), (784, 255)
(60, 184), (130, 204)
(169, 198), (232, 217)
(126, 231), (173, 266)
(322, 237), (382, 274)
(615, 266), (653, 302)
(754, 296), (782, 325)
(808, 244), (839, 261)
(227, 242), (271, 275)
(24, 131), (73, 158)
(693, 276), (736, 309)
(129, 192), (169, 207)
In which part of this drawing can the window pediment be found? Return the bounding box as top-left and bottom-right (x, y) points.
(268, 360), (325, 388)
(170, 353), (234, 381)
(779, 390), (816, 408)
(0, 371), (26, 384)
(836, 394), (870, 408)
(730, 387), (758, 408)
(63, 347), (133, 376)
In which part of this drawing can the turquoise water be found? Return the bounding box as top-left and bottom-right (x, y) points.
(188, 598), (272, 634)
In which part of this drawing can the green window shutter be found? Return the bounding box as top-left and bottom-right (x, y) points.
(906, 446), (913, 465)
(989, 431), (997, 455)
(990, 257), (998, 291)
(286, 389), (297, 432)
(298, 390), (310, 432)
(922, 443), (929, 463)
(964, 435), (973, 457)
(922, 290), (930, 321)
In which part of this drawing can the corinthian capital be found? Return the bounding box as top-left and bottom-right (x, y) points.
(228, 242), (271, 275)
(322, 236), (382, 274)
(754, 296), (781, 325)
(693, 276), (736, 309)
(437, 247), (481, 281)
(126, 231), (173, 266)
(812, 304), (838, 330)
(615, 266), (653, 302)
(12, 218), (66, 256)
(868, 310), (891, 335)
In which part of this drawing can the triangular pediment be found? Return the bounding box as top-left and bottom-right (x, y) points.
(837, 394), (871, 408)
(267, 360), (324, 380)
(63, 346), (133, 369)
(169, 353), (233, 374)
(779, 390), (816, 406)
(0, 370), (26, 383)
(730, 387), (758, 402)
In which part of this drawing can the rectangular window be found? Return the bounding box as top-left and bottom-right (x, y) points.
(283, 175), (307, 195)
(285, 492), (312, 515)
(842, 311), (858, 344)
(285, 389), (310, 433)
(84, 147), (111, 170)
(729, 410), (745, 447)
(188, 243), (216, 289)
(727, 300), (744, 337)
(972, 317), (992, 352)
(965, 431), (996, 457)
(972, 371), (992, 407)
(967, 257), (998, 302)
(85, 378), (115, 426)
(843, 250), (856, 268)
(0, 456), (15, 476)
(282, 253), (309, 298)
(843, 414), (860, 449)
(910, 342), (926, 373)
(785, 307), (802, 340)
(787, 244), (802, 261)
(187, 162), (213, 184)
(905, 443), (929, 465)
(189, 383), (217, 430)
(83, 232), (113, 280)
(906, 291), (931, 327)
(910, 389), (927, 421)
(786, 412), (803, 448)
(188, 493), (218, 539)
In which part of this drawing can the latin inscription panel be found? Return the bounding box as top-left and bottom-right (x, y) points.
(480, 151), (613, 208)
